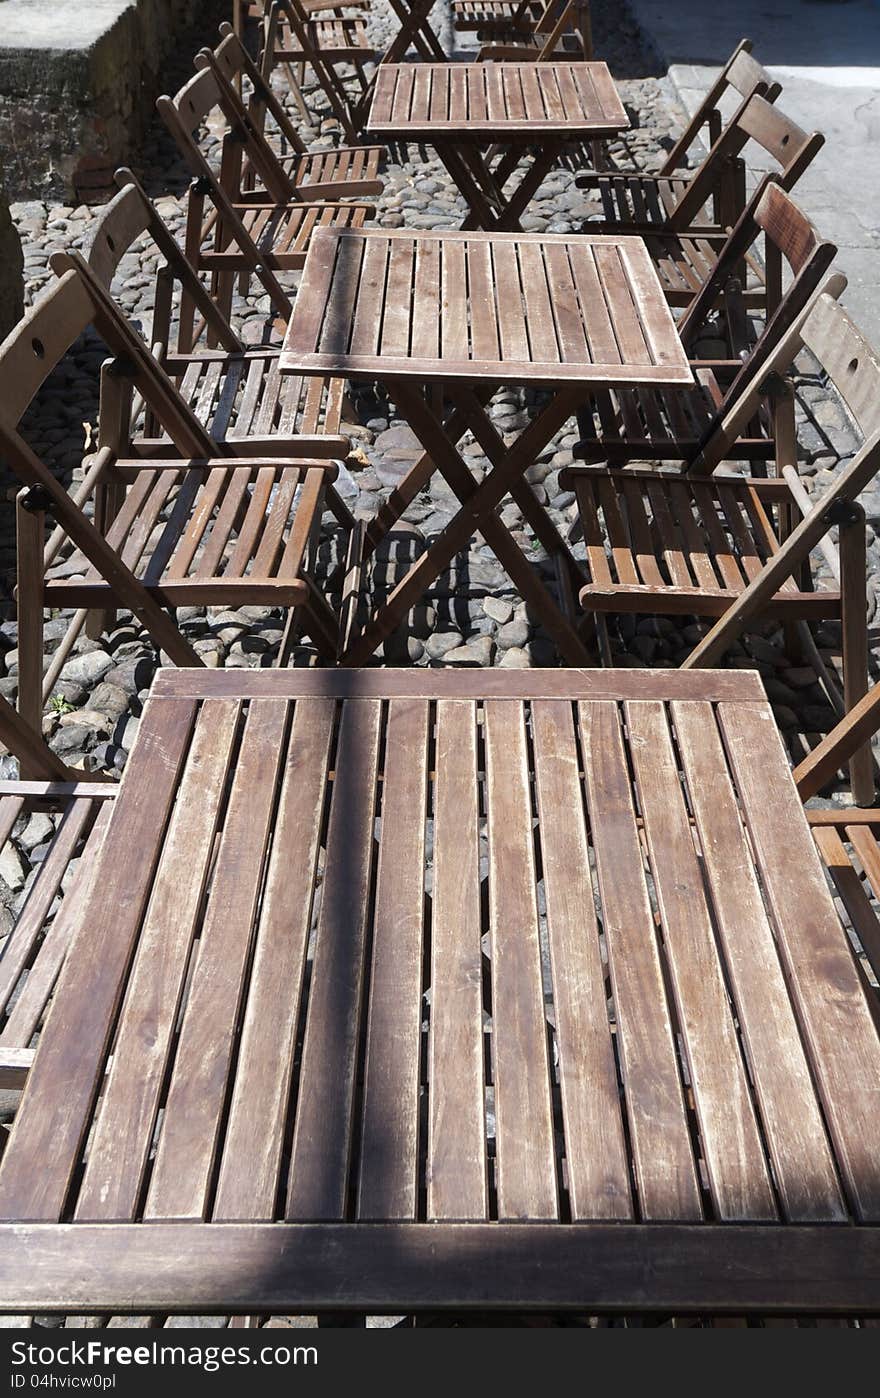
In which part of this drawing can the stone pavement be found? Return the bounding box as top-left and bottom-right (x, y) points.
(623, 0), (880, 329)
(0, 0), (876, 1333)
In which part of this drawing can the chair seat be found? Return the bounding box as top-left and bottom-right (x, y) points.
(136, 352), (348, 455)
(281, 144), (384, 198)
(644, 232), (767, 309)
(579, 173), (720, 233)
(811, 812), (880, 979)
(44, 460), (336, 609)
(0, 793), (111, 1075)
(572, 371), (773, 466)
(452, 0), (542, 30)
(566, 468), (841, 617)
(276, 16), (376, 60)
(203, 200), (371, 270)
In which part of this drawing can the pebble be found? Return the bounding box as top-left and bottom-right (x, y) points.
(61, 651), (115, 687)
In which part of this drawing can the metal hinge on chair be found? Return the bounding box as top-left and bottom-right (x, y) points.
(828, 499), (865, 528)
(19, 485), (52, 516)
(107, 354), (137, 380)
(757, 370), (791, 399)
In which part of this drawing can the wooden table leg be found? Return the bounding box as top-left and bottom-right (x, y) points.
(432, 143), (505, 230)
(343, 381), (593, 666)
(365, 384), (582, 589)
(461, 141), (565, 232)
(463, 390), (586, 591)
(364, 388), (496, 556)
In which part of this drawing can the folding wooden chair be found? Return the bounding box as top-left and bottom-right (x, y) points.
(660, 40), (781, 175)
(157, 65), (374, 325)
(262, 0), (377, 141)
(262, 0), (445, 140)
(578, 93), (823, 235)
(565, 281), (877, 799)
(468, 0), (593, 60)
(574, 180), (837, 467)
(0, 775), (114, 1091)
(84, 173), (351, 460)
(798, 684), (880, 956)
(201, 24), (386, 202)
(1, 271), (357, 741)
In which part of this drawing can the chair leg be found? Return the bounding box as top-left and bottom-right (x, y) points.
(85, 477), (124, 642)
(839, 502), (874, 805)
(15, 490), (45, 775)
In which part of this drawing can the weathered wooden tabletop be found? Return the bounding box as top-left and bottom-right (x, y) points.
(366, 61), (628, 142)
(279, 227), (693, 388)
(1, 668), (879, 1315)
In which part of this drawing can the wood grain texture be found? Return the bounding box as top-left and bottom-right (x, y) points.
(367, 62), (628, 138)
(428, 701), (488, 1221)
(2, 1223), (879, 1314)
(0, 697), (198, 1222)
(485, 700), (558, 1220)
(281, 228), (692, 387)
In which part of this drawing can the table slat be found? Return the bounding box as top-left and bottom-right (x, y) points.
(673, 701), (847, 1223)
(143, 700), (289, 1222)
(0, 698), (198, 1222)
(719, 703), (880, 1223)
(213, 698), (336, 1222)
(625, 700), (778, 1222)
(428, 701), (488, 1221)
(286, 699), (382, 1221)
(579, 700), (703, 1221)
(485, 701), (558, 1220)
(358, 699), (430, 1221)
(531, 701), (633, 1220)
(75, 701), (241, 1222)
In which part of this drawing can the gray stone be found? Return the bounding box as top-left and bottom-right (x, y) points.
(441, 636), (496, 667)
(61, 650), (114, 687)
(496, 617), (530, 650)
(425, 631), (463, 660)
(498, 646), (531, 669)
(0, 842), (27, 893)
(49, 724), (93, 756)
(103, 658), (155, 694)
(58, 707), (112, 734)
(0, 0), (226, 199)
(483, 597), (513, 625)
(19, 812), (54, 853)
(88, 682), (131, 721)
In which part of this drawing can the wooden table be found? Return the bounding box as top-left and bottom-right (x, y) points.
(2, 666), (880, 1318)
(366, 61), (628, 229)
(280, 225), (692, 665)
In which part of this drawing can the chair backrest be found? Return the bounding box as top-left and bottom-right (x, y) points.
(0, 694), (74, 781)
(87, 174), (243, 356)
(678, 177), (836, 426)
(264, 0), (360, 141)
(156, 73), (294, 316)
(661, 39), (781, 175)
(212, 21), (308, 160)
(194, 30), (301, 206)
(670, 93), (824, 231)
(0, 266), (215, 461)
(685, 286), (880, 679)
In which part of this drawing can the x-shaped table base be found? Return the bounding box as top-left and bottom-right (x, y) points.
(340, 380), (593, 665)
(432, 139), (566, 230)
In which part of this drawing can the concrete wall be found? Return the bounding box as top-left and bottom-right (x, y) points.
(0, 0), (225, 200)
(0, 171), (22, 340)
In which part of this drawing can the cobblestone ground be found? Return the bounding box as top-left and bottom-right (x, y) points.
(0, 0), (875, 1330)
